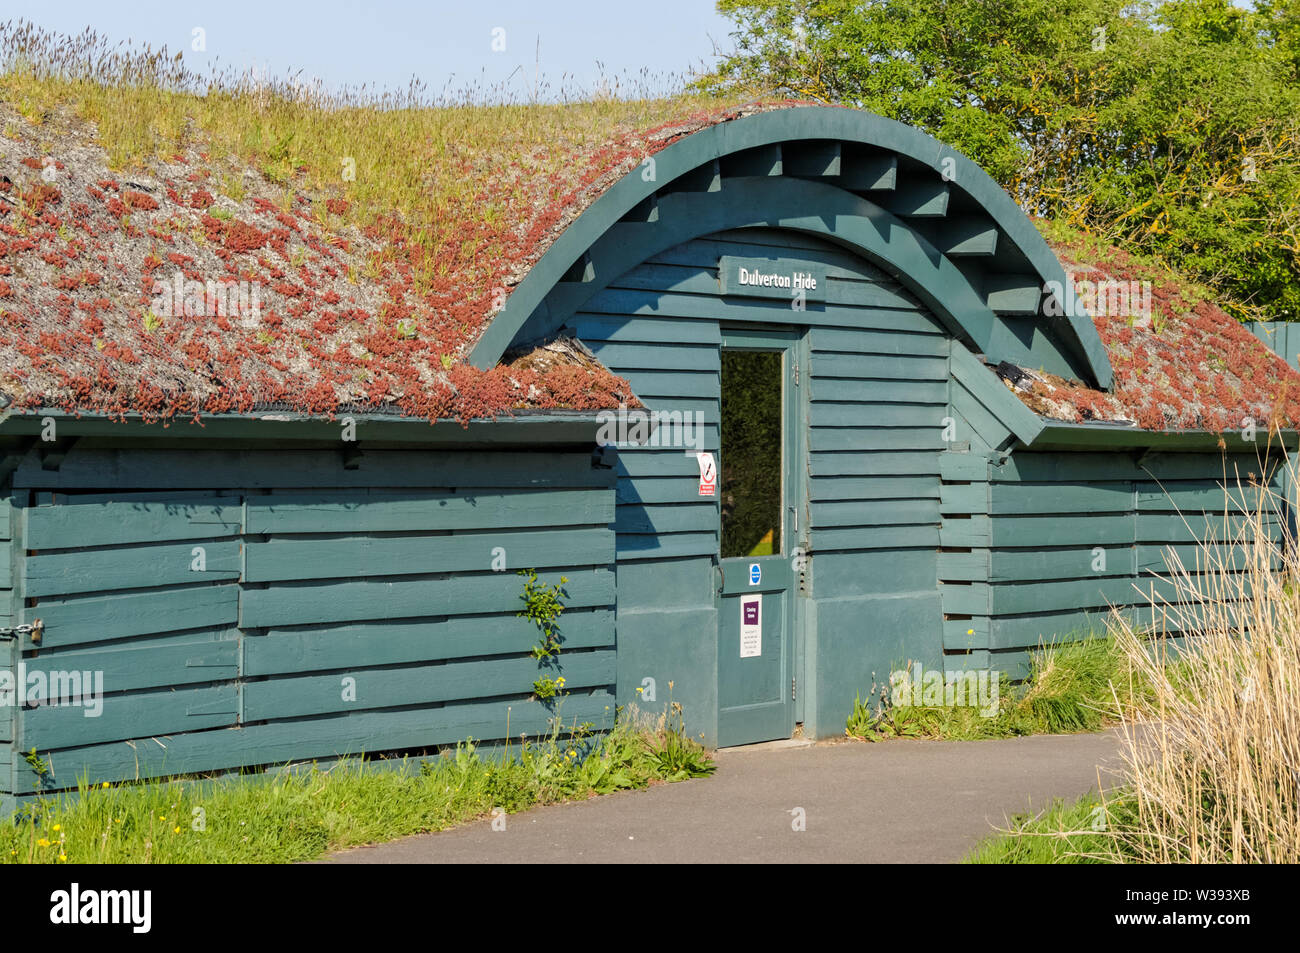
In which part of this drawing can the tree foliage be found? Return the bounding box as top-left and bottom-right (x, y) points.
(701, 0), (1300, 319)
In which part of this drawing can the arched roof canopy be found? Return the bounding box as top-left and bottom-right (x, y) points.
(470, 106), (1113, 391)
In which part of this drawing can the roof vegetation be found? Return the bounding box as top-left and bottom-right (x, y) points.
(0, 20), (753, 421)
(1020, 219), (1300, 432)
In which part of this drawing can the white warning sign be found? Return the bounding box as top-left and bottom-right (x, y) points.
(697, 451), (717, 496)
(739, 595), (762, 658)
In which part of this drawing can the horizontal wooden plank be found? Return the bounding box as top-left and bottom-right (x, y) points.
(990, 514), (1135, 547)
(1135, 542), (1265, 575)
(245, 527), (614, 583)
(809, 327), (948, 356)
(939, 451), (989, 481)
(616, 531), (717, 561)
(1135, 481), (1279, 513)
(29, 585), (239, 650)
(589, 341), (720, 372)
(811, 378), (947, 404)
(810, 499), (939, 528)
(810, 475), (941, 502)
(24, 498), (242, 550)
(810, 524), (940, 550)
(1135, 512), (1280, 543)
(812, 353), (948, 382)
(25, 539), (242, 597)
(15, 450), (605, 490)
(939, 483), (988, 514)
(617, 370), (717, 399)
(244, 650), (615, 721)
(22, 632), (239, 693)
(240, 567), (615, 628)
(990, 576), (1120, 614)
(244, 608), (615, 677)
(940, 581), (989, 615)
(808, 451), (940, 477)
(992, 452), (1277, 484)
(809, 427), (946, 452)
(23, 683), (238, 750)
(615, 503), (715, 535)
(937, 551), (987, 582)
(570, 313), (721, 345)
(989, 481), (1134, 515)
(585, 285), (929, 324)
(989, 547), (1136, 582)
(939, 514), (990, 547)
(246, 487), (612, 534)
(615, 476), (704, 505)
(811, 402), (946, 428)
(616, 449), (719, 479)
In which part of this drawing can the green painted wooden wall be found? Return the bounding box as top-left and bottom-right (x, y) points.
(563, 227), (949, 739)
(2, 442), (616, 801)
(938, 447), (1288, 677)
(560, 225), (1288, 737)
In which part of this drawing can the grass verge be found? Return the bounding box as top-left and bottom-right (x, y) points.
(1, 703), (713, 864)
(963, 791), (1138, 864)
(845, 633), (1146, 741)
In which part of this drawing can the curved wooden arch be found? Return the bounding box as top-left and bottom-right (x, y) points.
(470, 106), (1112, 389)
(504, 175), (1093, 386)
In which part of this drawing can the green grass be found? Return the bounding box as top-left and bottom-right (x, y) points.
(846, 634), (1146, 742)
(0, 20), (746, 299)
(964, 789), (1140, 864)
(1, 704), (714, 864)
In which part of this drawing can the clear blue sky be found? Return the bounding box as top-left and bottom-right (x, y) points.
(5, 1), (736, 100)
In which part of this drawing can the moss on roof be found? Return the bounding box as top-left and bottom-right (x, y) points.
(0, 62), (797, 420)
(998, 220), (1300, 434)
(1, 20), (1295, 435)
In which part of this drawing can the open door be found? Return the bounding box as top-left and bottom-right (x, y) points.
(715, 326), (805, 747)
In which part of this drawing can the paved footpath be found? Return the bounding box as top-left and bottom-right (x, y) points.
(324, 731), (1128, 864)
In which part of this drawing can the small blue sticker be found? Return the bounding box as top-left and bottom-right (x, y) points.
(749, 563), (761, 585)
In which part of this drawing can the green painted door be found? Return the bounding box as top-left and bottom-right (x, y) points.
(716, 326), (805, 747)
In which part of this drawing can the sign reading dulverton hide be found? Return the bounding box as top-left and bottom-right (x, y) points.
(718, 256), (827, 302)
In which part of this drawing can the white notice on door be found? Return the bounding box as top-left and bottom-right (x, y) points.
(739, 595), (762, 658)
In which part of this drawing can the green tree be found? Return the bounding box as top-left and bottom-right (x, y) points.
(702, 0), (1300, 319)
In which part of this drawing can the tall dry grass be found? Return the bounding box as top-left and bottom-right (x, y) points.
(1106, 454), (1300, 863)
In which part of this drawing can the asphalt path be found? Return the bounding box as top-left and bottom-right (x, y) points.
(323, 730), (1129, 863)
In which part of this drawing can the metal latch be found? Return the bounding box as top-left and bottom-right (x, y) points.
(0, 619), (43, 644)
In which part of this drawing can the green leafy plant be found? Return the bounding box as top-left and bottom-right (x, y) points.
(531, 674), (565, 702)
(519, 569), (568, 659)
(23, 747), (49, 790)
(518, 569), (570, 703)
